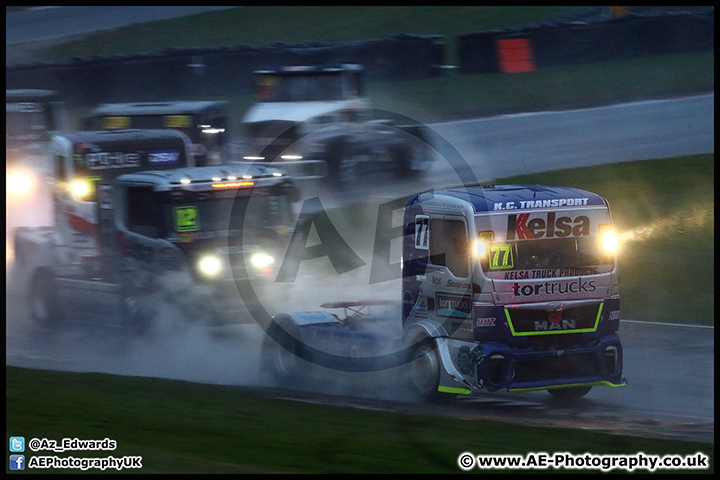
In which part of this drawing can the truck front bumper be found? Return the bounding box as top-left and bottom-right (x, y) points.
(438, 333), (626, 395)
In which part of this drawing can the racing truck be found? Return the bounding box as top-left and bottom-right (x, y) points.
(240, 63), (433, 185)
(14, 129), (298, 333)
(6, 89), (66, 262)
(84, 100), (229, 167)
(263, 185), (626, 401)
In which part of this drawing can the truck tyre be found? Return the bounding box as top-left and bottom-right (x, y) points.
(13, 227), (31, 267)
(120, 280), (153, 336)
(28, 268), (62, 328)
(407, 339), (455, 404)
(326, 139), (352, 188)
(548, 386), (592, 401)
(263, 318), (304, 384)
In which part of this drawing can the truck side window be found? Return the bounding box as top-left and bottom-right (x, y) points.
(429, 218), (469, 278)
(55, 155), (66, 182)
(125, 186), (160, 238)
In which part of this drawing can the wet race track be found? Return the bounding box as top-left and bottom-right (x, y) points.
(5, 286), (714, 444)
(5, 7), (715, 443)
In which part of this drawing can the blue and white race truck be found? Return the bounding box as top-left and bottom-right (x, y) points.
(263, 185), (626, 401)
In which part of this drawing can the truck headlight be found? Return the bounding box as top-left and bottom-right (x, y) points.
(6, 171), (33, 195)
(250, 252), (275, 269)
(198, 254), (223, 278)
(601, 231), (619, 253)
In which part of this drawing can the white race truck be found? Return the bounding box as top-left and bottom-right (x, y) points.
(6, 89), (65, 263)
(240, 63), (433, 186)
(263, 185), (626, 401)
(14, 129), (298, 333)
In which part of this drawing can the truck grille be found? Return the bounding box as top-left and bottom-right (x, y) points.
(247, 121), (298, 160)
(512, 352), (600, 383)
(506, 303), (601, 335)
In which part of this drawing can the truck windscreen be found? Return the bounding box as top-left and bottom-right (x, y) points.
(6, 103), (54, 142)
(126, 189), (292, 242)
(479, 236), (615, 280)
(475, 207), (617, 280)
(257, 73), (345, 102)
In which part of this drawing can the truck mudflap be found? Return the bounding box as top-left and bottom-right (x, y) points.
(436, 334), (626, 395)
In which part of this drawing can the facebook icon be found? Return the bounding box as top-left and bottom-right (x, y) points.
(10, 454), (25, 470)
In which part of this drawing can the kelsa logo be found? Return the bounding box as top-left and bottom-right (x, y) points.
(507, 213), (590, 240)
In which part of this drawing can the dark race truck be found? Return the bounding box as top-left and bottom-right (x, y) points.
(14, 129), (298, 333)
(6, 89), (66, 261)
(85, 101), (229, 167)
(263, 185), (626, 401)
(241, 63), (433, 186)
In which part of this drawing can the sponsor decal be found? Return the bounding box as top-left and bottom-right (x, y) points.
(7, 102), (44, 113)
(476, 317), (496, 327)
(446, 279), (471, 289)
(534, 318), (577, 331)
(493, 197), (589, 211)
(609, 309), (621, 321)
(506, 212), (590, 240)
(85, 151), (142, 170)
(102, 116), (131, 129)
(148, 149), (180, 165)
(436, 293), (472, 317)
(512, 277), (597, 297)
(478, 230), (494, 241)
(164, 115), (192, 128)
(451, 321), (474, 333)
(503, 267), (599, 280)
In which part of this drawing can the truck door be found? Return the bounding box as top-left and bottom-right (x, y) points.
(422, 215), (474, 339)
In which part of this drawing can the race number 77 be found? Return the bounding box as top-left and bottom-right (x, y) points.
(489, 244), (513, 270)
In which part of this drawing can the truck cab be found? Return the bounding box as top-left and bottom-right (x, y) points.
(401, 186), (625, 400)
(263, 185), (625, 402)
(6, 89), (65, 261)
(85, 101), (229, 167)
(241, 64), (432, 185)
(15, 129), (298, 333)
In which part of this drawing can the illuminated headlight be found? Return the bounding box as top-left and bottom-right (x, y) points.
(474, 239), (487, 259)
(197, 254), (223, 278)
(6, 171), (33, 195)
(601, 231), (619, 253)
(250, 252), (275, 269)
(71, 179), (89, 197)
(280, 154), (303, 160)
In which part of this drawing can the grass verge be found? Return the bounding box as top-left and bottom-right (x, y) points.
(5, 366), (714, 473)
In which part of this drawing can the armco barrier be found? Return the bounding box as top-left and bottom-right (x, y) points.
(6, 35), (444, 108)
(458, 11), (714, 75)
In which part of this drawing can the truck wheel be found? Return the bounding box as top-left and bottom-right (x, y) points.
(263, 319), (304, 384)
(13, 227), (30, 267)
(326, 139), (353, 188)
(120, 282), (153, 336)
(28, 269), (62, 328)
(548, 386), (592, 401)
(407, 339), (454, 404)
